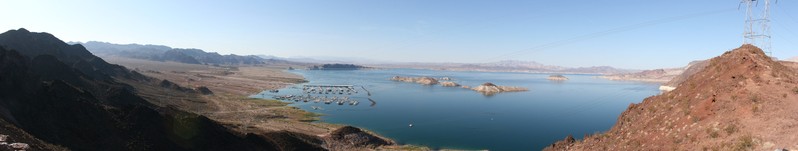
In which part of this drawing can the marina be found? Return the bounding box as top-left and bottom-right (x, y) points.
(269, 84), (369, 108)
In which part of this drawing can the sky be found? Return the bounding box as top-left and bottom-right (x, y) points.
(1, 0), (798, 69)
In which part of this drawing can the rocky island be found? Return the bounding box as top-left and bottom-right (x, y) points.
(547, 74), (569, 81)
(391, 76), (440, 85)
(440, 81), (461, 87)
(392, 76), (527, 95)
(471, 82), (528, 95)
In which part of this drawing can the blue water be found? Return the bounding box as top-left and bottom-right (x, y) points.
(253, 69), (659, 150)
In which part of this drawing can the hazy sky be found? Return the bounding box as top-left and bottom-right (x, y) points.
(2, 0), (797, 69)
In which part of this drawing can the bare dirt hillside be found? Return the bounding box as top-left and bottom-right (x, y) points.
(545, 44), (798, 151)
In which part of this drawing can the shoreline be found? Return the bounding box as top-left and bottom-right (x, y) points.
(104, 57), (426, 150)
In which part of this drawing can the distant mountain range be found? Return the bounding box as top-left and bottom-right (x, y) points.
(77, 42), (633, 74)
(73, 41), (302, 66)
(372, 60), (635, 74)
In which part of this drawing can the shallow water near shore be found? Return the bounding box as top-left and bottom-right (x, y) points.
(254, 68), (659, 150)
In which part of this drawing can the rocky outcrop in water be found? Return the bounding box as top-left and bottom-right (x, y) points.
(440, 81), (460, 87)
(547, 74), (568, 81)
(471, 82), (528, 95)
(391, 76), (439, 85)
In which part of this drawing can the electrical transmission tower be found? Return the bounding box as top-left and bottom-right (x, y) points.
(741, 0), (772, 56)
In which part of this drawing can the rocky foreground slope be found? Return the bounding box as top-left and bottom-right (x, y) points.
(546, 44), (798, 150)
(0, 28), (337, 150)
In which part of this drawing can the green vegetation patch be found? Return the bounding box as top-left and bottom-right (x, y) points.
(246, 98), (289, 107)
(299, 112), (323, 122)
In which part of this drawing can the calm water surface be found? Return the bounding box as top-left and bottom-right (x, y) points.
(253, 68), (659, 150)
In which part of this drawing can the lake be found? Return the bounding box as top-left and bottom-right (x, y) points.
(253, 68), (660, 150)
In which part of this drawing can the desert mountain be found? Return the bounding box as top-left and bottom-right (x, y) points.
(545, 44), (798, 150)
(600, 60), (708, 84)
(375, 60), (633, 74)
(661, 60), (711, 89)
(76, 41), (299, 65)
(0, 28), (325, 151)
(787, 56), (798, 62)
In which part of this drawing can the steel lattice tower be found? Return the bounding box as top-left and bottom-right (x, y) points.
(741, 0), (772, 56)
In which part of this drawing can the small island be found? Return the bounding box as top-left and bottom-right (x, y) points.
(391, 76), (439, 85)
(471, 82), (528, 95)
(440, 81), (460, 87)
(547, 74), (568, 81)
(391, 76), (527, 95)
(308, 63), (368, 70)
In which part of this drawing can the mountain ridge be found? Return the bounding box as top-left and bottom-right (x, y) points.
(372, 60), (634, 74)
(75, 41), (299, 66)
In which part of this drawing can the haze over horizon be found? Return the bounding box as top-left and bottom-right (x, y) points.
(2, 0), (798, 69)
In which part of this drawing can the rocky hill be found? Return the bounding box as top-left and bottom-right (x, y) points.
(77, 41), (297, 65)
(545, 44), (798, 150)
(0, 28), (326, 151)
